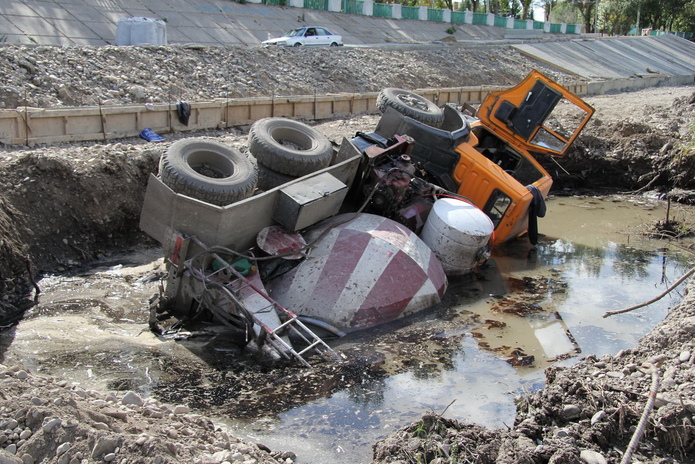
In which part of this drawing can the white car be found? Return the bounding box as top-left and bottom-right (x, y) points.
(262, 26), (343, 47)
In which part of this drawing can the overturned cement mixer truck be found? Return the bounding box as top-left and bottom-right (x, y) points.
(139, 70), (594, 366)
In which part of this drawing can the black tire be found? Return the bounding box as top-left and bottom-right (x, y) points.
(159, 138), (257, 206)
(293, 42), (302, 47)
(257, 162), (297, 191)
(330, 42), (339, 47)
(376, 88), (445, 128)
(248, 118), (333, 177)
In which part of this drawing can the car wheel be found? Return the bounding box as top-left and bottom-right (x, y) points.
(248, 118), (333, 177)
(330, 42), (339, 47)
(159, 139), (257, 206)
(293, 42), (302, 47)
(377, 88), (445, 128)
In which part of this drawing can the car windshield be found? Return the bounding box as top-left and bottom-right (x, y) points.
(283, 28), (304, 37)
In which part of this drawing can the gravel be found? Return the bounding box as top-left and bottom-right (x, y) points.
(0, 43), (580, 109)
(0, 364), (290, 464)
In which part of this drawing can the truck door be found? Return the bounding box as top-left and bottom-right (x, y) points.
(477, 70), (595, 158)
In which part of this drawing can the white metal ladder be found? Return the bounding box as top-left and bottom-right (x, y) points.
(197, 251), (342, 368)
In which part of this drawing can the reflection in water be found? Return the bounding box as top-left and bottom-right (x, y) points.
(536, 239), (688, 359)
(240, 335), (522, 464)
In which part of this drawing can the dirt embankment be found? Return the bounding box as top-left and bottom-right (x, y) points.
(541, 89), (695, 195)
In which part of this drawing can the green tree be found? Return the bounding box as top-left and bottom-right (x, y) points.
(520, 0), (534, 18)
(549, 0), (579, 23)
(434, 0), (456, 10)
(542, 0), (557, 20)
(568, 0), (597, 32)
(674, 0), (695, 31)
(596, 0), (693, 35)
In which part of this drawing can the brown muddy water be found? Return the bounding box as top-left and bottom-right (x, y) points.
(1, 194), (694, 464)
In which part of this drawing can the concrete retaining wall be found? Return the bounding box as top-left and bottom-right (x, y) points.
(3, 83), (593, 145)
(586, 74), (695, 94)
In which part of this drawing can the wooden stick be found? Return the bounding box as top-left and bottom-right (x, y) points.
(603, 266), (695, 318)
(619, 363), (661, 464)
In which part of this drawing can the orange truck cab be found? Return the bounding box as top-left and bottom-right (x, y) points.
(374, 71), (594, 245)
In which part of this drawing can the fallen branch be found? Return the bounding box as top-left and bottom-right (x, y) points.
(619, 362), (661, 464)
(603, 266), (695, 318)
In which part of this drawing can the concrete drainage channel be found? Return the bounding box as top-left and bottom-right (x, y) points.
(3, 72), (694, 146)
(1, 83), (588, 145)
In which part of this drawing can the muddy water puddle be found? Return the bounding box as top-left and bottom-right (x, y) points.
(1, 195), (694, 464)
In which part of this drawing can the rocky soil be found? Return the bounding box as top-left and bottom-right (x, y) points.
(0, 42), (694, 464)
(0, 364), (295, 464)
(0, 44), (580, 109)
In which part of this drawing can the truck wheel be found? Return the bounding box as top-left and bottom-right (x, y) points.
(159, 139), (257, 206)
(249, 118), (333, 177)
(377, 88), (445, 128)
(257, 163), (297, 191)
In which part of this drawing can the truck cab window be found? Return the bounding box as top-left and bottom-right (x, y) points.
(483, 189), (512, 228)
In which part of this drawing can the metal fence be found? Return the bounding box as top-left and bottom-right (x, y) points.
(262, 0), (592, 36)
(303, 0), (329, 10)
(373, 2), (392, 18)
(494, 15), (508, 27)
(427, 8), (444, 22)
(401, 5), (420, 20)
(451, 11), (466, 24)
(513, 19), (527, 29)
(472, 12), (488, 25)
(342, 0), (363, 15)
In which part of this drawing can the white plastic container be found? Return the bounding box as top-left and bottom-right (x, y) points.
(116, 17), (167, 46)
(420, 198), (494, 275)
(115, 18), (131, 46)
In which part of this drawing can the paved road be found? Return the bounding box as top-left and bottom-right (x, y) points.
(2, 0), (509, 46)
(2, 0), (694, 84)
